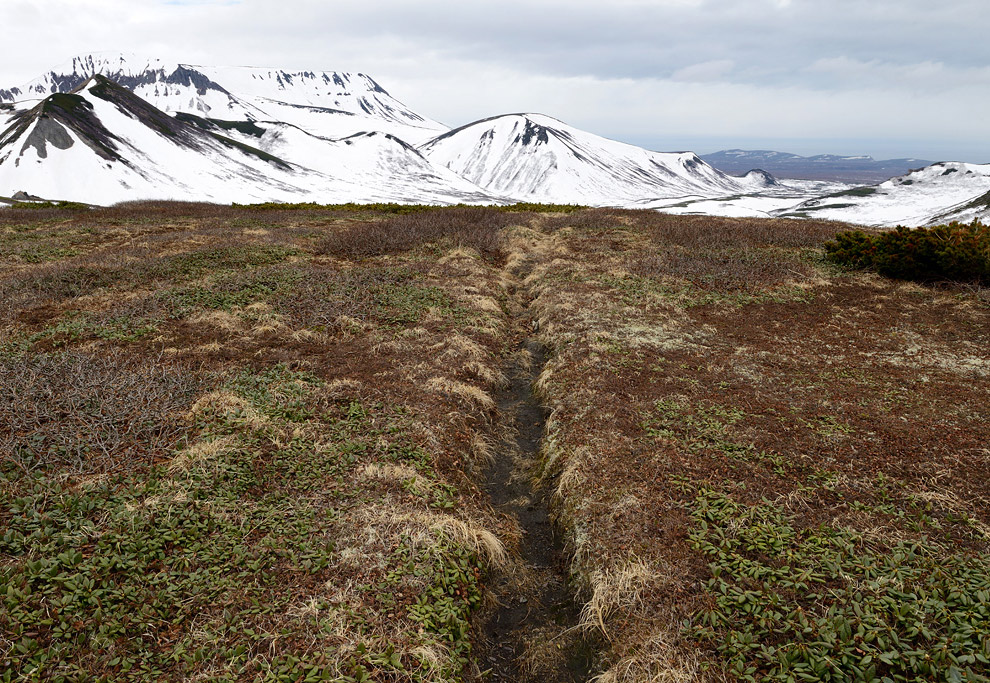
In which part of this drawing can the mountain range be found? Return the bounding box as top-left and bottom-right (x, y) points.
(2, 53), (988, 227)
(700, 149), (934, 184)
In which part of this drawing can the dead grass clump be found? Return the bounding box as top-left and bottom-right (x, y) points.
(592, 631), (705, 683)
(581, 559), (661, 638)
(425, 377), (496, 411)
(401, 512), (509, 569)
(469, 433), (497, 469)
(314, 207), (518, 261)
(167, 435), (238, 473)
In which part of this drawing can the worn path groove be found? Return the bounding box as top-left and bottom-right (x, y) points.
(474, 249), (593, 682)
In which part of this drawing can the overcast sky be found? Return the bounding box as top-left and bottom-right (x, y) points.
(3, 0), (988, 161)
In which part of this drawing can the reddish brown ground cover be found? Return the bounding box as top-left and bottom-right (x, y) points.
(2, 204), (988, 682)
(522, 212), (990, 681)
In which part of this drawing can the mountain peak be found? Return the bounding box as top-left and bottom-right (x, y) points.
(420, 112), (749, 205)
(1, 55), (448, 143)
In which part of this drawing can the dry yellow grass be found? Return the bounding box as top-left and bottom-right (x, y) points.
(580, 559), (661, 639)
(591, 631), (705, 683)
(167, 435), (237, 473)
(188, 390), (271, 430)
(425, 376), (496, 411)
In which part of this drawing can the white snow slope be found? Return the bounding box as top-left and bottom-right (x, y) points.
(419, 113), (776, 206)
(190, 117), (497, 203)
(777, 162), (990, 226)
(0, 77), (498, 206)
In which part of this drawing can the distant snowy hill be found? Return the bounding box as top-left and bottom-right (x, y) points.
(0, 76), (498, 206)
(419, 114), (776, 206)
(179, 115), (493, 202)
(776, 162), (990, 226)
(702, 149), (933, 184)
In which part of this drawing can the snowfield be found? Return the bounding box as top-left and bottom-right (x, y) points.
(778, 162), (990, 226)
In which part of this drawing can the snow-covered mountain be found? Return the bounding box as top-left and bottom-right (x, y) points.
(0, 76), (498, 206)
(0, 53), (447, 144)
(2, 57), (790, 209)
(419, 113), (776, 206)
(777, 162), (990, 226)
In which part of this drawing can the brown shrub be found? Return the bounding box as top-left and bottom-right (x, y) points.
(314, 207), (519, 260)
(542, 209), (846, 249)
(0, 240), (298, 319)
(275, 262), (442, 329)
(630, 248), (815, 293)
(639, 214), (847, 249)
(0, 201), (232, 229)
(540, 208), (632, 233)
(102, 200), (230, 217)
(0, 258), (136, 319)
(0, 350), (204, 476)
(618, 214), (847, 293)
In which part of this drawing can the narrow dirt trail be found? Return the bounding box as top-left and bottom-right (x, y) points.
(474, 244), (594, 682)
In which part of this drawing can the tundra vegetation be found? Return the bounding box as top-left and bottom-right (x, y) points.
(0, 202), (988, 683)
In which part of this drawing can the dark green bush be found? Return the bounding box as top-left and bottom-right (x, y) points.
(825, 221), (989, 284)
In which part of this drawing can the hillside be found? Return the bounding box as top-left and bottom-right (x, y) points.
(1, 203), (988, 682)
(0, 77), (499, 206)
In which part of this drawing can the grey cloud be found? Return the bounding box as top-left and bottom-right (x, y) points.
(2, 0), (989, 160)
(212, 0), (990, 85)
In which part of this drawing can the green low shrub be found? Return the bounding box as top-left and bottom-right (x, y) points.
(825, 221), (989, 284)
(688, 489), (990, 682)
